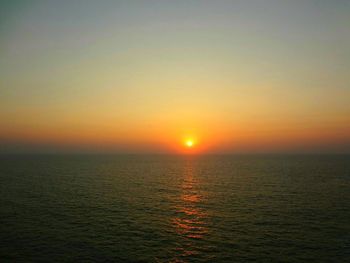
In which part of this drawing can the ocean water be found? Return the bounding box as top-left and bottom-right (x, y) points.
(0, 154), (349, 262)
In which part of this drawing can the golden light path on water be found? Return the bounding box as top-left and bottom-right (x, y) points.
(171, 159), (210, 261)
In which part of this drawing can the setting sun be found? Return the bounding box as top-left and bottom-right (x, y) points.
(186, 140), (194, 148)
(184, 138), (196, 149)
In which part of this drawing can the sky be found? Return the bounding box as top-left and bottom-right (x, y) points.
(1, 0), (350, 154)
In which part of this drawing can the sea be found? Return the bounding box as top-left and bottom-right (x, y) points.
(0, 154), (349, 262)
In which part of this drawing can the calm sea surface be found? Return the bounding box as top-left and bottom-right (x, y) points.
(0, 155), (349, 262)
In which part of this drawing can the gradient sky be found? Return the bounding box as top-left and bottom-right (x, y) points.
(1, 0), (350, 153)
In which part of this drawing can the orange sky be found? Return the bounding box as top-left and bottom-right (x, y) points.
(1, 1), (350, 153)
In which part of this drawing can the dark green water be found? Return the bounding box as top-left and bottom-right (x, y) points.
(0, 155), (349, 262)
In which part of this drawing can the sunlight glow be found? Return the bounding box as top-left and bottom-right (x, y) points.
(185, 139), (194, 148)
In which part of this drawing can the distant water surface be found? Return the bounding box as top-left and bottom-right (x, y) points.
(0, 155), (349, 262)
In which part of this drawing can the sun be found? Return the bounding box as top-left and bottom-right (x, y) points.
(186, 140), (194, 148)
(181, 136), (198, 151)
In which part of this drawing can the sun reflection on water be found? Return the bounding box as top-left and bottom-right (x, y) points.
(171, 159), (210, 261)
